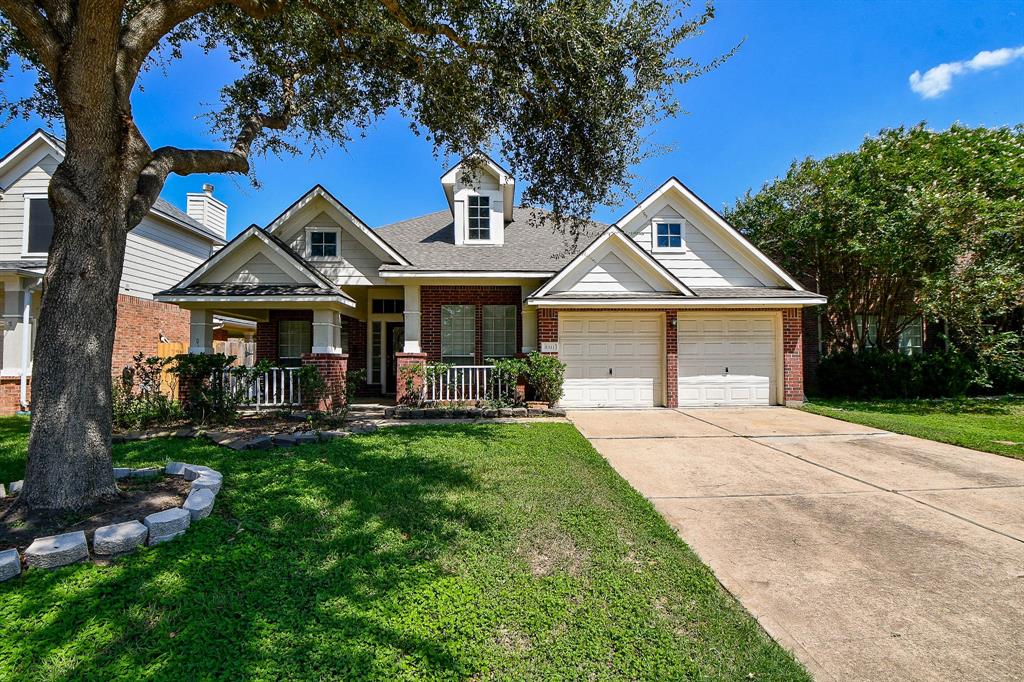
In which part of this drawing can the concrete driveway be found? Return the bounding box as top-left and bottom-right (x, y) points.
(570, 408), (1024, 681)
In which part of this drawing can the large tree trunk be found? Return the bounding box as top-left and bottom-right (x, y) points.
(20, 139), (136, 513)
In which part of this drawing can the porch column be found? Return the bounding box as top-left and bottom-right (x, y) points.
(1, 277), (26, 372)
(520, 285), (537, 353)
(189, 309), (215, 353)
(403, 284), (421, 353)
(312, 309), (343, 354)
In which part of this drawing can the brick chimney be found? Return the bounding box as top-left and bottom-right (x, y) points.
(186, 183), (228, 239)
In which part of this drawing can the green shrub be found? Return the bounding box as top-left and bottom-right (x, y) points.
(112, 352), (182, 429)
(488, 357), (527, 407)
(398, 362), (452, 406)
(170, 353), (265, 424)
(524, 352), (567, 405)
(817, 349), (975, 399)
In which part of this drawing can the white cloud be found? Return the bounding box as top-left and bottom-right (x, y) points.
(909, 45), (1024, 98)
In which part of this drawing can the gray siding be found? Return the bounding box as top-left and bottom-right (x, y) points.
(0, 154), (59, 258)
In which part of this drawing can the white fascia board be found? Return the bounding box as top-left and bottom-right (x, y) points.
(0, 131), (63, 187)
(266, 185), (409, 265)
(380, 270), (557, 279)
(155, 294), (356, 308)
(615, 178), (806, 291)
(529, 227), (694, 300)
(526, 296), (827, 307)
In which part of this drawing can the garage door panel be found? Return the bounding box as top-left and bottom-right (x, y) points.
(678, 314), (775, 406)
(560, 314), (663, 408)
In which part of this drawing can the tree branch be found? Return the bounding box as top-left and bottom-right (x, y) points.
(0, 0), (63, 73)
(376, 0), (481, 52)
(119, 0), (285, 78)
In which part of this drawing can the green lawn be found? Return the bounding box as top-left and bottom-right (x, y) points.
(0, 418), (806, 681)
(803, 396), (1024, 460)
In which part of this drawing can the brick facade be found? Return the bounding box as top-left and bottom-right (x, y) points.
(300, 352), (349, 410)
(112, 294), (191, 373)
(255, 310), (366, 378)
(782, 308), (804, 404)
(531, 307), (806, 406)
(802, 307), (820, 397)
(395, 352), (428, 404)
(421, 285), (522, 362)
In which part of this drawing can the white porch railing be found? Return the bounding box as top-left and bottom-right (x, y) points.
(225, 367), (303, 408)
(424, 365), (499, 403)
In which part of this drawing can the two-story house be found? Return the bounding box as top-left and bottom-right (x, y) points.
(0, 130), (228, 412)
(156, 154), (826, 408)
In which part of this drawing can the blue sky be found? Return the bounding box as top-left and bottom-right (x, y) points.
(2, 0), (1022, 236)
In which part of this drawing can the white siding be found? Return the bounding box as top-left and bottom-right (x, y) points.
(625, 201), (766, 287)
(0, 154), (59, 258)
(284, 211), (382, 285)
(554, 251), (655, 294)
(224, 252), (299, 285)
(120, 216), (213, 298)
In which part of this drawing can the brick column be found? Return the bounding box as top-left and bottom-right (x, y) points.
(538, 309), (558, 353)
(300, 353), (348, 411)
(782, 308), (804, 406)
(665, 311), (678, 408)
(395, 352), (427, 405)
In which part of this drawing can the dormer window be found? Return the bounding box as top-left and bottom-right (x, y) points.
(308, 229), (338, 258)
(654, 221), (684, 251)
(467, 195), (490, 241)
(23, 195), (54, 256)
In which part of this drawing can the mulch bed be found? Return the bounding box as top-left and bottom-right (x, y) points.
(0, 477), (190, 549)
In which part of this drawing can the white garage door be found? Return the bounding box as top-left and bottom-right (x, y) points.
(560, 314), (663, 407)
(678, 314), (776, 406)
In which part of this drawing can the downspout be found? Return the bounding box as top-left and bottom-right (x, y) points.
(19, 279), (40, 411)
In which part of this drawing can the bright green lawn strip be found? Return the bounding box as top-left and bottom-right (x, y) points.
(802, 396), (1024, 460)
(0, 419), (808, 681)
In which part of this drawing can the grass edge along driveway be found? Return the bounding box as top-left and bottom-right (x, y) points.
(803, 396), (1024, 461)
(0, 419), (808, 681)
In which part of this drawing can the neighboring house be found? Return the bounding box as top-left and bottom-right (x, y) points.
(156, 155), (826, 408)
(0, 130), (228, 413)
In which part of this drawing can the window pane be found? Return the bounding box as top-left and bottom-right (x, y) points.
(898, 316), (923, 355)
(483, 305), (517, 358)
(27, 198), (54, 253)
(370, 322), (381, 383)
(656, 222), (682, 248)
(278, 320), (312, 359)
(441, 305), (475, 363)
(467, 195), (490, 240)
(310, 231), (337, 257)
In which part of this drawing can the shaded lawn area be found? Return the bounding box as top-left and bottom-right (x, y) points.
(803, 396), (1024, 460)
(0, 418), (807, 680)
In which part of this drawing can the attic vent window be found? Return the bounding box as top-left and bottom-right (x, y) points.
(655, 222), (683, 250)
(467, 195), (490, 241)
(309, 230), (338, 258)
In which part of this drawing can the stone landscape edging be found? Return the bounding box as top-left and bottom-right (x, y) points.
(0, 463), (223, 582)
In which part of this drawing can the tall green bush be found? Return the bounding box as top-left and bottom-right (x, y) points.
(525, 352), (567, 405)
(816, 349), (975, 399)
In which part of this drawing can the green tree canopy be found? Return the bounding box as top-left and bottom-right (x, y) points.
(726, 123), (1024, 359)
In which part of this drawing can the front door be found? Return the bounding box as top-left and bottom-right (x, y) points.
(385, 322), (405, 394)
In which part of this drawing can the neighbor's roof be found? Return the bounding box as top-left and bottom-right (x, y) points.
(158, 284), (347, 297)
(375, 207), (606, 273)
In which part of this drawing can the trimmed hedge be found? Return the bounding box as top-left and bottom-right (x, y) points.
(816, 349), (975, 399)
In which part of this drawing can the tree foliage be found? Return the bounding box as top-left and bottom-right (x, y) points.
(726, 124), (1024, 361)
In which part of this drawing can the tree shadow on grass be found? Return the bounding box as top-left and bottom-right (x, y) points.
(0, 425), (506, 680)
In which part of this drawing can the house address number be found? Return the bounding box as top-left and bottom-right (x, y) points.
(540, 342), (559, 353)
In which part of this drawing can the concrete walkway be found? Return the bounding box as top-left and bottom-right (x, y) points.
(570, 407), (1024, 682)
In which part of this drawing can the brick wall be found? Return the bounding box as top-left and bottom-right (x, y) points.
(665, 311), (678, 408)
(421, 285), (522, 362)
(0, 376), (28, 415)
(802, 307), (820, 397)
(256, 310), (313, 362)
(538, 308), (558, 351)
(395, 352), (428, 404)
(112, 294), (190, 373)
(783, 308), (804, 404)
(300, 352), (348, 410)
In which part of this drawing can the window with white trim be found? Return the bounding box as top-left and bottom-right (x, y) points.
(855, 314), (923, 355)
(308, 230), (338, 258)
(654, 221), (683, 250)
(24, 196), (54, 255)
(467, 195), (490, 241)
(483, 305), (517, 358)
(278, 320), (312, 362)
(441, 304), (475, 364)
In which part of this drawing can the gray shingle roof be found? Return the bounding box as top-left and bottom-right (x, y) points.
(0, 260), (47, 270)
(157, 284), (345, 297)
(375, 207), (606, 272)
(151, 197), (223, 242)
(689, 287), (812, 298)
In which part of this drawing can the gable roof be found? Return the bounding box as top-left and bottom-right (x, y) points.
(172, 224), (344, 293)
(528, 226), (695, 300)
(439, 151), (516, 222)
(615, 177), (805, 291)
(0, 129), (224, 244)
(375, 207), (605, 274)
(265, 184), (409, 265)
